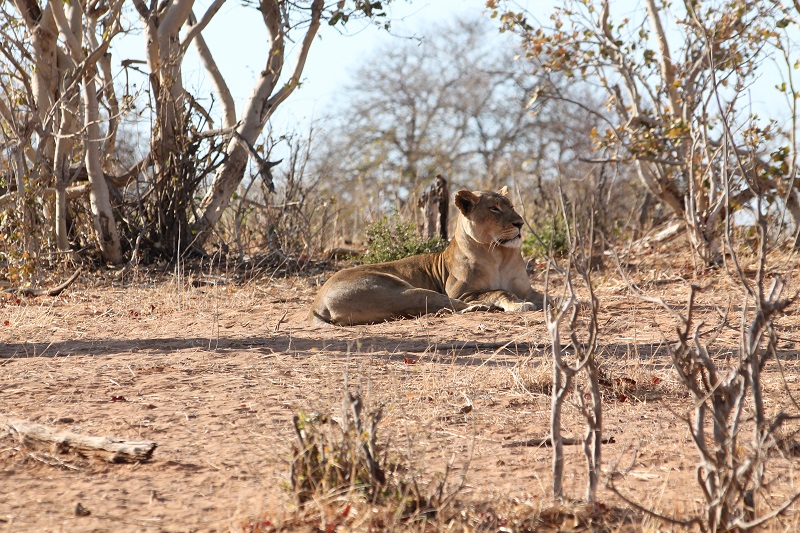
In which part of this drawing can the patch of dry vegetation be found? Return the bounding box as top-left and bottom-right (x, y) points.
(1, 243), (800, 531)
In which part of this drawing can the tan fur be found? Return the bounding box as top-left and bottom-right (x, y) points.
(308, 187), (545, 326)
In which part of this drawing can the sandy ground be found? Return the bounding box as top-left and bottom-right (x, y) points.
(1, 260), (799, 532)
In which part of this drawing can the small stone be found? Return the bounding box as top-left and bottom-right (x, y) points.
(75, 503), (90, 517)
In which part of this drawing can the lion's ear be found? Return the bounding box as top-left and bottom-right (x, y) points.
(454, 190), (480, 215)
(498, 186), (510, 197)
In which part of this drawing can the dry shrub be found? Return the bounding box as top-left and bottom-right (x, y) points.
(508, 355), (553, 396)
(290, 396), (388, 507)
(218, 130), (342, 263)
(242, 391), (468, 532)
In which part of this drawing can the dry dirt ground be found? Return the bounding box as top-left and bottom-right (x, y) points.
(1, 254), (800, 532)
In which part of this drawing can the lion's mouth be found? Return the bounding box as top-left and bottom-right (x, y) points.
(496, 232), (522, 246)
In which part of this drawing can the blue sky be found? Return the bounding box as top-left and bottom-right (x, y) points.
(113, 1), (492, 134)
(111, 0), (796, 145)
(266, 1), (489, 130)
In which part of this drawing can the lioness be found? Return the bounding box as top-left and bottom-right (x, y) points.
(308, 187), (546, 326)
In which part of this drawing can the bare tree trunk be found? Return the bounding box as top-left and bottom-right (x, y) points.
(63, 0), (122, 262)
(545, 261), (573, 501)
(11, 0), (61, 258)
(83, 74), (122, 263)
(53, 106), (78, 251)
(637, 191), (653, 233)
(15, 0), (59, 183)
(785, 191), (800, 247)
(188, 10), (236, 129)
(131, 0), (208, 257)
(10, 145), (34, 257)
(54, 186), (68, 250)
(98, 51), (120, 160)
(191, 0), (324, 245)
(584, 359), (602, 502)
(47, 0), (124, 263)
(549, 344), (569, 499)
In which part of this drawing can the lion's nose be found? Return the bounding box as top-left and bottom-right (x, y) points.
(512, 221), (523, 229)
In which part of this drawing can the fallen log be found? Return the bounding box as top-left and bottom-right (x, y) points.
(2, 269), (81, 297)
(1, 416), (157, 463)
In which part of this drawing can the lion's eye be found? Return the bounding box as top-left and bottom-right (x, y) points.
(490, 206), (501, 213)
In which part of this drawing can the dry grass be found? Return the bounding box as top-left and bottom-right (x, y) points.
(1, 244), (800, 531)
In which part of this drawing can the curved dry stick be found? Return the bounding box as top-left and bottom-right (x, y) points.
(2, 269), (81, 297)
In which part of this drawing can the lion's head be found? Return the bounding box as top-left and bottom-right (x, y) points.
(454, 186), (524, 249)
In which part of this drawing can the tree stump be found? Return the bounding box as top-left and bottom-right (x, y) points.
(418, 174), (449, 241)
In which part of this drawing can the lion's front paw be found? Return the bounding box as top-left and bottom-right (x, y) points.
(460, 303), (497, 314)
(506, 301), (536, 312)
(432, 307), (458, 318)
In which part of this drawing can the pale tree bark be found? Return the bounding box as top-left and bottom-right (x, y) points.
(187, 10), (236, 129)
(50, 0), (124, 263)
(12, 0), (59, 178)
(135, 0), (192, 174)
(643, 0), (679, 112)
(10, 145), (29, 250)
(604, 0), (688, 220)
(545, 253), (602, 503)
(10, 0), (109, 255)
(0, 83), (34, 253)
(10, 0), (60, 255)
(86, 8), (124, 263)
(191, 0), (324, 245)
(99, 50), (121, 161)
(132, 0), (226, 256)
(50, 0), (83, 252)
(82, 75), (122, 263)
(134, 0), (224, 172)
(53, 109), (78, 251)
